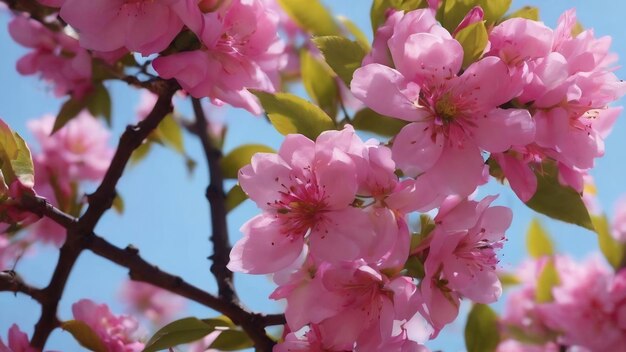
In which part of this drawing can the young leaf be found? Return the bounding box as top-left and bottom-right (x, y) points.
(53, 98), (87, 134)
(0, 119), (35, 187)
(142, 317), (215, 352)
(352, 108), (407, 137)
(61, 320), (107, 352)
(464, 304), (501, 352)
(130, 142), (152, 165)
(301, 50), (339, 119)
(312, 36), (366, 88)
(337, 16), (371, 50)
(251, 91), (335, 140)
(155, 114), (184, 154)
(370, 0), (425, 32)
(277, 0), (340, 36)
(592, 215), (625, 270)
(225, 185), (248, 213)
(440, 0), (511, 31)
(86, 84), (112, 125)
(454, 20), (488, 68)
(498, 272), (521, 287)
(535, 258), (560, 303)
(525, 219), (554, 258)
(524, 162), (594, 231)
(209, 329), (254, 351)
(220, 144), (275, 179)
(502, 6), (539, 21)
(112, 194), (125, 214)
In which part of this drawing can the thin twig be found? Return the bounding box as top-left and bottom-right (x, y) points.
(190, 98), (237, 302)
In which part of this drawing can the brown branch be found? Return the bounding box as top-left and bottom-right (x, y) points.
(0, 270), (44, 302)
(87, 235), (278, 351)
(190, 98), (237, 302)
(81, 81), (178, 230)
(18, 174), (284, 351)
(28, 81), (179, 349)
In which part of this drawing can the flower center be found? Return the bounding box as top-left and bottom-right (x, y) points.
(435, 94), (458, 122)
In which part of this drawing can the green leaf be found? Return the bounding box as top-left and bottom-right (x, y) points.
(130, 142), (152, 165)
(404, 255), (425, 279)
(0, 119), (35, 187)
(53, 98), (87, 134)
(225, 185), (248, 213)
(201, 316), (236, 329)
(112, 194), (124, 214)
(155, 113), (184, 154)
(370, 0), (425, 32)
(524, 162), (594, 231)
(209, 329), (254, 351)
(252, 91), (335, 140)
(454, 20), (488, 68)
(502, 6), (539, 21)
(220, 144), (275, 179)
(142, 317), (215, 352)
(535, 258), (560, 303)
(525, 219), (554, 258)
(352, 108), (408, 137)
(337, 16), (371, 50)
(86, 84), (112, 125)
(464, 304), (501, 352)
(439, 0), (511, 30)
(592, 215), (625, 270)
(301, 50), (339, 119)
(313, 36), (366, 88)
(277, 0), (340, 36)
(498, 272), (521, 287)
(62, 320), (108, 352)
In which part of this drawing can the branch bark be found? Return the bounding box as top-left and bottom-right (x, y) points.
(28, 81), (178, 349)
(190, 98), (237, 302)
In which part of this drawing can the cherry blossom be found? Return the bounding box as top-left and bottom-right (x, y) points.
(72, 299), (144, 352)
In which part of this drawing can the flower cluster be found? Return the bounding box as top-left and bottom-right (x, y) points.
(498, 256), (626, 351)
(229, 126), (511, 349)
(26, 112), (113, 246)
(8, 15), (92, 99)
(72, 299), (145, 352)
(351, 8), (624, 202)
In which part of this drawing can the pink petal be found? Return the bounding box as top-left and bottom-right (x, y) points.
(351, 64), (423, 121)
(391, 122), (444, 177)
(228, 215), (304, 274)
(473, 108), (535, 153)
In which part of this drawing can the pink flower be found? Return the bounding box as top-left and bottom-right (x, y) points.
(537, 259), (626, 350)
(272, 260), (421, 351)
(26, 113), (113, 246)
(153, 0), (286, 114)
(58, 0), (183, 55)
(119, 281), (185, 325)
(420, 196), (511, 333)
(228, 127), (400, 274)
(28, 113), (113, 184)
(72, 299), (144, 352)
(351, 9), (534, 200)
(0, 325), (37, 352)
(8, 15), (92, 99)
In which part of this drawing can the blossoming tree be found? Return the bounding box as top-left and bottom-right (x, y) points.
(0, 0), (625, 351)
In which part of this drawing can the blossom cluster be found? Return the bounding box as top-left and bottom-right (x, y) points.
(498, 256), (626, 351)
(18, 0), (287, 114)
(228, 126), (511, 350)
(352, 8), (625, 202)
(227, 5), (624, 351)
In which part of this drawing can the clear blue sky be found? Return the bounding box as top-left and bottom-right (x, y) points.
(1, 1), (626, 351)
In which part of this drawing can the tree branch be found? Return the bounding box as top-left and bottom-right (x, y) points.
(0, 270), (44, 302)
(190, 98), (236, 302)
(28, 81), (179, 349)
(17, 196), (284, 351)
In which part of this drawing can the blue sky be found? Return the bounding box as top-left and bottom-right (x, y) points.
(1, 1), (626, 351)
